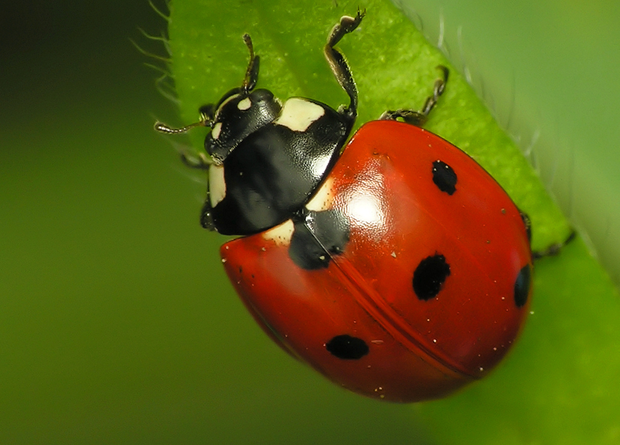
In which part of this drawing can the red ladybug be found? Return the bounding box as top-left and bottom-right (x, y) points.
(157, 11), (536, 402)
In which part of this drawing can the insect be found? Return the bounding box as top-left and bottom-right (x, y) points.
(156, 12), (563, 402)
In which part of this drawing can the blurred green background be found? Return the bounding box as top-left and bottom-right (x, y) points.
(0, 0), (618, 444)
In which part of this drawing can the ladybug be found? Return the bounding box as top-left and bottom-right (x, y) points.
(156, 11), (540, 403)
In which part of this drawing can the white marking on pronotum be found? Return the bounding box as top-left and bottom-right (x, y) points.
(237, 97), (251, 110)
(262, 219), (295, 246)
(275, 98), (324, 132)
(211, 122), (222, 140)
(209, 164), (226, 207)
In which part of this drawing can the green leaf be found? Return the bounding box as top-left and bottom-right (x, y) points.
(164, 0), (620, 443)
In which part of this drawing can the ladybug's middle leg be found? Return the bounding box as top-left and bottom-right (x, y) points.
(380, 66), (449, 127)
(324, 10), (365, 124)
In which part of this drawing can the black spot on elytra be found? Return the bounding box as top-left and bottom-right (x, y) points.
(413, 254), (451, 300)
(289, 208), (350, 270)
(514, 264), (532, 308)
(326, 335), (369, 360)
(432, 160), (457, 195)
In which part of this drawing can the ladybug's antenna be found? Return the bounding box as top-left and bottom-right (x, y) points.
(241, 33), (260, 93)
(154, 120), (205, 134)
(154, 106), (213, 134)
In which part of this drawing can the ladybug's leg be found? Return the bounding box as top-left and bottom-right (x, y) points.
(324, 10), (365, 122)
(521, 210), (576, 259)
(380, 66), (449, 127)
(520, 211), (533, 242)
(533, 230), (577, 260)
(521, 211), (576, 259)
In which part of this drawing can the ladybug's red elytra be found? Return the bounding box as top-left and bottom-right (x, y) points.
(157, 12), (547, 402)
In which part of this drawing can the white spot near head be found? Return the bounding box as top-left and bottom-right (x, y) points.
(275, 98), (325, 132)
(262, 219), (295, 246)
(209, 164), (226, 207)
(211, 122), (222, 140)
(237, 97), (251, 110)
(306, 178), (334, 212)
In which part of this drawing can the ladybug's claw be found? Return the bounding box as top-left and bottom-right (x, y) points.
(421, 65), (449, 116)
(328, 9), (366, 47)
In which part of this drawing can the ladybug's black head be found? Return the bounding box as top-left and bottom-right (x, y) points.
(201, 87), (282, 165)
(193, 33), (282, 165)
(154, 34), (283, 166)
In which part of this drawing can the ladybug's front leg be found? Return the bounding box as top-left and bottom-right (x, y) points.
(324, 10), (365, 122)
(380, 66), (449, 127)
